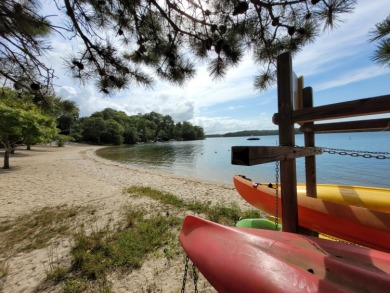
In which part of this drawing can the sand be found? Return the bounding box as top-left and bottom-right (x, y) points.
(0, 144), (254, 292)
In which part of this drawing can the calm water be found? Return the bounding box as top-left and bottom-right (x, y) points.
(96, 132), (390, 188)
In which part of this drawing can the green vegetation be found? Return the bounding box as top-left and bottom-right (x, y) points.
(41, 209), (182, 292)
(71, 213), (180, 279)
(370, 14), (390, 67)
(0, 87), (205, 169)
(0, 260), (8, 290)
(126, 186), (262, 226)
(72, 109), (205, 145)
(0, 206), (89, 254)
(1, 186), (262, 292)
(0, 87), (82, 168)
(0, 88), (59, 168)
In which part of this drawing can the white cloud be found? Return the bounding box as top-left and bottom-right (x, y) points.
(315, 66), (390, 91)
(39, 1), (390, 134)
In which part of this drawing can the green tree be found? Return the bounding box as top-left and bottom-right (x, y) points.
(1, 0), (357, 93)
(370, 15), (390, 67)
(57, 99), (80, 135)
(0, 96), (58, 168)
(79, 116), (125, 145)
(144, 121), (157, 142)
(123, 126), (139, 144)
(74, 108), (205, 144)
(157, 129), (168, 141)
(181, 121), (196, 141)
(162, 115), (175, 139)
(101, 119), (124, 145)
(194, 126), (206, 140)
(80, 117), (107, 144)
(22, 110), (58, 150)
(174, 122), (183, 141)
(0, 104), (25, 168)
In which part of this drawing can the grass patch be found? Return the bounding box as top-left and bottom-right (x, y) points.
(44, 209), (182, 291)
(0, 260), (8, 289)
(70, 212), (180, 280)
(0, 206), (89, 254)
(62, 279), (87, 293)
(31, 186), (262, 292)
(126, 186), (185, 208)
(46, 266), (68, 283)
(125, 186), (263, 226)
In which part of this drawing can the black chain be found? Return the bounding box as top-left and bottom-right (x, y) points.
(321, 147), (390, 159)
(275, 161), (279, 231)
(181, 256), (199, 293)
(181, 256), (189, 293)
(192, 263), (199, 293)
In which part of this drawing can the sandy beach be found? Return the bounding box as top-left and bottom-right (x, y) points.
(0, 144), (255, 292)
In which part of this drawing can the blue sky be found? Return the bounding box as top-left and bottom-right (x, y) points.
(48, 1), (390, 134)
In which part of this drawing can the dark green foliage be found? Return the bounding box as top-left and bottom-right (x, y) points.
(370, 15), (390, 67)
(75, 108), (205, 144)
(1, 0), (357, 93)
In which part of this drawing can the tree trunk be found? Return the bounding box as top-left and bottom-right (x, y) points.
(27, 144), (31, 150)
(3, 150), (10, 169)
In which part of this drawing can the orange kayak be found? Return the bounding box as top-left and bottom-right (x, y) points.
(234, 175), (390, 252)
(180, 215), (390, 293)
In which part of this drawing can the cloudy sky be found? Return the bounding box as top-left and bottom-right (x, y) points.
(46, 1), (390, 134)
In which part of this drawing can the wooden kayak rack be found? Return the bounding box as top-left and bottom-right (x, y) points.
(231, 52), (390, 233)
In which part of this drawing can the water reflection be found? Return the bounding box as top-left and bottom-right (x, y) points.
(96, 141), (202, 169)
(95, 132), (390, 188)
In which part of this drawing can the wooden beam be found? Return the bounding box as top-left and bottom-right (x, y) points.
(273, 94), (390, 125)
(277, 52), (298, 233)
(231, 146), (323, 166)
(302, 87), (317, 198)
(300, 118), (390, 133)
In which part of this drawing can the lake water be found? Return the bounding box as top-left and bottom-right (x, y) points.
(96, 131), (390, 188)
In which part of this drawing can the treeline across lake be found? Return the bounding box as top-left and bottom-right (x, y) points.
(206, 129), (299, 138)
(70, 108), (205, 145)
(206, 129), (388, 138)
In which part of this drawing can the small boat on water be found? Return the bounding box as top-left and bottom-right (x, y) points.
(247, 137), (260, 140)
(180, 215), (390, 293)
(233, 175), (390, 252)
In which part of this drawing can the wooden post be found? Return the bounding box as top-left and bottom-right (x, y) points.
(303, 87), (317, 198)
(277, 52), (298, 233)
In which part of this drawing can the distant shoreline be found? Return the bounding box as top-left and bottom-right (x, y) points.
(205, 129), (388, 138)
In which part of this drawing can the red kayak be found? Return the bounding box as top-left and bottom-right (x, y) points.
(234, 175), (390, 252)
(180, 215), (390, 293)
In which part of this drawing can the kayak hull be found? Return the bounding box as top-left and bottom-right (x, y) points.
(180, 215), (390, 293)
(236, 218), (281, 230)
(295, 183), (390, 213)
(233, 175), (390, 252)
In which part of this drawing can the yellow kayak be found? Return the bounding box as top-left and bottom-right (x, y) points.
(234, 175), (390, 251)
(263, 180), (390, 213)
(294, 184), (390, 213)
